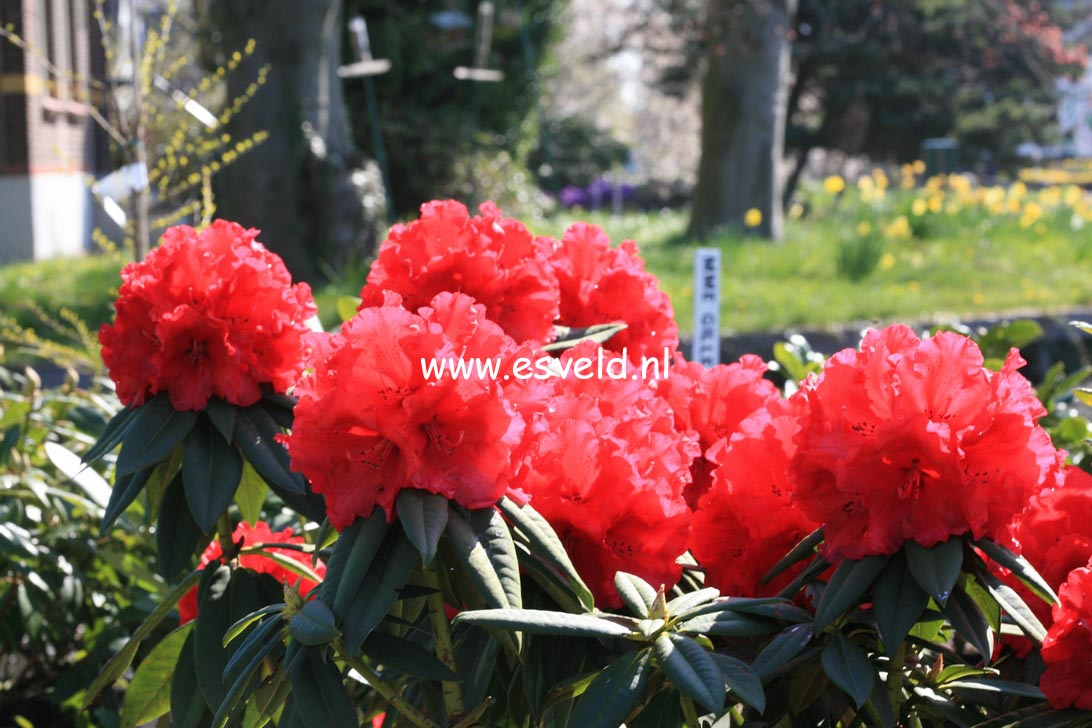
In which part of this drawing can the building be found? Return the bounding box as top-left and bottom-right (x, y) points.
(0, 0), (107, 263)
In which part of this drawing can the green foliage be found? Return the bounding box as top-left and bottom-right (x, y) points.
(0, 362), (175, 724)
(342, 0), (558, 214)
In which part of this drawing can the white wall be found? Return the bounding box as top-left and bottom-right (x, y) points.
(0, 172), (92, 263)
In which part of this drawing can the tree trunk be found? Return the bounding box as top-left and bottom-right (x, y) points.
(688, 0), (797, 241)
(204, 0), (384, 282)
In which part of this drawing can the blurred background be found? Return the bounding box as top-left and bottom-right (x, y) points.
(3, 0), (1092, 341)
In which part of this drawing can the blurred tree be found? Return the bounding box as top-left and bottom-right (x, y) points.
(199, 0), (384, 282)
(783, 0), (1086, 201)
(688, 0), (796, 241)
(658, 0), (1083, 239)
(341, 0), (558, 217)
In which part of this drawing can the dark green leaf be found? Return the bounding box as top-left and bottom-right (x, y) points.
(119, 622), (192, 728)
(287, 648), (357, 728)
(541, 322), (628, 352)
(906, 538), (964, 605)
(204, 397), (237, 442)
(82, 404), (139, 464)
(234, 405), (304, 495)
(214, 619), (285, 728)
(361, 631), (458, 682)
(100, 464), (157, 534)
(788, 660), (828, 715)
(446, 508), (522, 612)
(822, 633), (876, 709)
(454, 624), (502, 711)
(676, 610), (780, 637)
(975, 537), (1058, 605)
(945, 677), (1046, 700)
(710, 653), (765, 713)
(653, 633), (725, 714)
(760, 526), (825, 585)
(454, 608), (635, 638)
(627, 688), (682, 728)
(497, 496), (595, 610)
(116, 394), (198, 476)
(182, 420), (244, 533)
(0, 424), (19, 467)
(288, 599), (338, 646)
(814, 554), (889, 630)
(171, 629), (207, 728)
(873, 552), (929, 655)
(975, 569), (1048, 643)
(341, 529), (419, 651)
(223, 614), (285, 686)
(570, 649), (653, 728)
(615, 572), (657, 617)
(665, 587), (720, 617)
(224, 604), (285, 647)
(317, 511), (388, 620)
(194, 565), (235, 711)
(156, 471), (205, 580)
(752, 624), (814, 679)
(943, 584), (995, 663)
(395, 488), (449, 565)
(865, 672), (896, 728)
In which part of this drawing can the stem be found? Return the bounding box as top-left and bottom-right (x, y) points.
(336, 643), (442, 728)
(730, 704), (745, 725)
(216, 513), (236, 562)
(423, 563), (465, 722)
(681, 696), (701, 727)
(887, 640), (908, 710)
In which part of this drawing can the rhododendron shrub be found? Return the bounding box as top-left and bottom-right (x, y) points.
(178, 521), (324, 624)
(1041, 563), (1092, 709)
(509, 343), (697, 607)
(99, 220), (316, 411)
(85, 208), (1092, 728)
(551, 222), (679, 360)
(283, 292), (524, 529)
(359, 200), (559, 344)
(689, 397), (819, 597)
(789, 324), (1058, 561)
(656, 353), (781, 507)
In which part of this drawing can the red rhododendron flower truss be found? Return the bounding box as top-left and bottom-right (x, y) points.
(178, 521), (324, 624)
(550, 223), (678, 362)
(788, 324), (1060, 562)
(359, 200), (559, 345)
(99, 220), (317, 410)
(509, 343), (697, 607)
(1041, 561), (1092, 709)
(690, 397), (819, 597)
(996, 465), (1092, 637)
(283, 293), (524, 529)
(655, 353), (781, 508)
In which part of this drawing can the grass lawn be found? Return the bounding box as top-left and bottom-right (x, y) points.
(4, 182), (1092, 350)
(531, 208), (1092, 335)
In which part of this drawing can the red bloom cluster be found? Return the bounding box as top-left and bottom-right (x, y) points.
(1000, 466), (1092, 633)
(788, 325), (1058, 561)
(178, 521), (324, 624)
(1041, 562), (1092, 709)
(690, 397), (819, 597)
(551, 223), (678, 361)
(656, 353), (781, 507)
(99, 221), (316, 411)
(283, 292), (524, 529)
(510, 343), (697, 607)
(359, 200), (559, 345)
